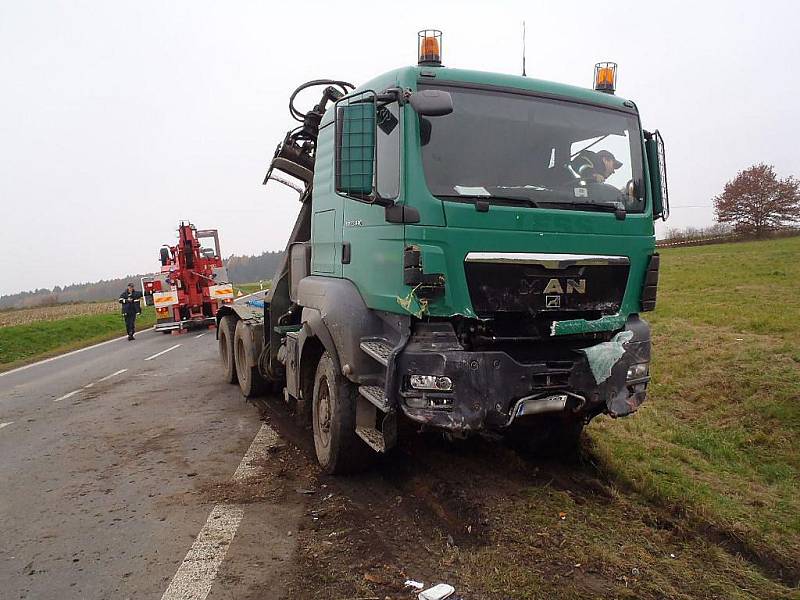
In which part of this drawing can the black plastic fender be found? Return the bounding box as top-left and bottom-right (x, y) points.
(299, 307), (341, 375)
(296, 276), (406, 384)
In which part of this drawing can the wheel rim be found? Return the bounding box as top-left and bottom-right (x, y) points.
(315, 377), (332, 451)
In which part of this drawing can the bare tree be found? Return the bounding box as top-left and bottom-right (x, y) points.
(714, 164), (800, 237)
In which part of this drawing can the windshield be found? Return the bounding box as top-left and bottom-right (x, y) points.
(419, 85), (646, 213)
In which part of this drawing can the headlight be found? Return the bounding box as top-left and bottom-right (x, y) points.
(409, 375), (453, 391)
(626, 363), (649, 380)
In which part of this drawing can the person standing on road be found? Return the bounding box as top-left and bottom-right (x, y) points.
(119, 283), (143, 341)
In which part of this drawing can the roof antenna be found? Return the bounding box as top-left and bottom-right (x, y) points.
(522, 21), (527, 77)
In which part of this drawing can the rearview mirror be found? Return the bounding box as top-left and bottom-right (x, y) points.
(335, 99), (376, 197)
(644, 130), (669, 221)
(409, 89), (453, 116)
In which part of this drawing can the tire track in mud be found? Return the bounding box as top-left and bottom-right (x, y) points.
(251, 397), (795, 598)
(594, 465), (800, 589)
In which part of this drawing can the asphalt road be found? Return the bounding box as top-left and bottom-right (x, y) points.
(0, 323), (300, 600)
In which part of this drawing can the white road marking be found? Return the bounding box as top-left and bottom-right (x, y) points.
(54, 390), (80, 402)
(159, 505), (244, 600)
(160, 424), (281, 600)
(0, 421), (13, 431)
(144, 344), (181, 361)
(0, 335), (129, 378)
(97, 368), (128, 382)
(233, 423), (281, 481)
(195, 333), (207, 339)
(60, 368), (128, 397)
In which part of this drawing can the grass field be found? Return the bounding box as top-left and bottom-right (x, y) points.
(234, 281), (271, 295)
(0, 301), (121, 327)
(590, 236), (800, 587)
(0, 282), (269, 371)
(0, 304), (155, 371)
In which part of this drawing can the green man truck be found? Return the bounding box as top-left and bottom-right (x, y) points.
(217, 31), (669, 473)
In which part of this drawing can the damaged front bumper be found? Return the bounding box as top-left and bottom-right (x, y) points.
(395, 316), (651, 432)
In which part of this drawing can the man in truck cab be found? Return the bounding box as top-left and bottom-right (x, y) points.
(572, 149), (623, 183)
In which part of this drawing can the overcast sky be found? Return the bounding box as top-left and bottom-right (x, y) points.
(1, 0), (798, 296)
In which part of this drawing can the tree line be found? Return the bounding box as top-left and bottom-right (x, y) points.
(225, 251), (282, 286)
(0, 250), (284, 310)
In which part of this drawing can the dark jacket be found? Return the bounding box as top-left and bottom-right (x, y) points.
(119, 289), (143, 316)
(571, 150), (604, 183)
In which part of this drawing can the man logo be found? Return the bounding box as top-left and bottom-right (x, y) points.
(542, 278), (587, 294)
(545, 295), (561, 308)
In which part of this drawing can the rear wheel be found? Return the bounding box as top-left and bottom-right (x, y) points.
(234, 320), (266, 398)
(312, 351), (373, 475)
(218, 315), (237, 384)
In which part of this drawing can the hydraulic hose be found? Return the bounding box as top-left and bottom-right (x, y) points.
(289, 79), (354, 122)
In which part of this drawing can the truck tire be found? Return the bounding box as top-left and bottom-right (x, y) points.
(234, 320), (266, 398)
(311, 351), (373, 475)
(218, 315), (237, 384)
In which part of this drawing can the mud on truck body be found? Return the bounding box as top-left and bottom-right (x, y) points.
(217, 34), (669, 473)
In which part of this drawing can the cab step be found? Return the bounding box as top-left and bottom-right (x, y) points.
(359, 339), (392, 367)
(355, 410), (397, 454)
(355, 425), (388, 453)
(358, 385), (390, 412)
(355, 391), (397, 454)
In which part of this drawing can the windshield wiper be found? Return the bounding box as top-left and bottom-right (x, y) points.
(437, 194), (541, 208)
(537, 200), (627, 219)
(436, 193), (626, 219)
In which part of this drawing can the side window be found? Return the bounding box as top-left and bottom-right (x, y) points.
(376, 103), (400, 200)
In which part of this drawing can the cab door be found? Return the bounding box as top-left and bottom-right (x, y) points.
(311, 121), (344, 276)
(341, 102), (405, 311)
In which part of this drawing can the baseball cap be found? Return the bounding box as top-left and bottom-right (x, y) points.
(597, 150), (623, 169)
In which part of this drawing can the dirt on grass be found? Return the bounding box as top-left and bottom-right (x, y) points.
(198, 443), (318, 506)
(237, 399), (798, 600)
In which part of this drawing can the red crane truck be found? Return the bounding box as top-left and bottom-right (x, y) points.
(142, 222), (234, 333)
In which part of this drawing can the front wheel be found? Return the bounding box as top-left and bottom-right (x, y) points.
(312, 351), (373, 475)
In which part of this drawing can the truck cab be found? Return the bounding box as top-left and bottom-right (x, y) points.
(217, 34), (668, 473)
